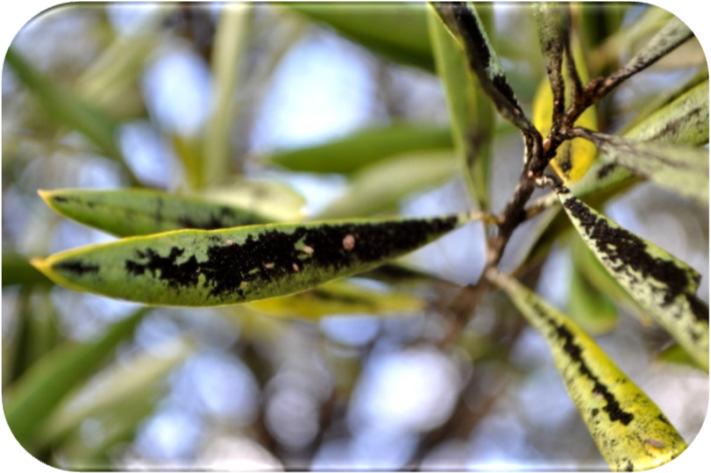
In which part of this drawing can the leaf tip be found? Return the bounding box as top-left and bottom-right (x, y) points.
(37, 188), (62, 210)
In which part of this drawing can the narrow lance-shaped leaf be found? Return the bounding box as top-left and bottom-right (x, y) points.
(428, 4), (494, 209)
(567, 76), (708, 201)
(533, 31), (598, 183)
(519, 73), (709, 272)
(2, 252), (52, 287)
(77, 6), (171, 118)
(247, 280), (425, 319)
(572, 129), (708, 205)
(37, 338), (192, 447)
(318, 151), (459, 218)
(4, 308), (149, 448)
(285, 2), (434, 71)
(624, 79), (708, 145)
(535, 2), (569, 117)
(265, 122), (453, 175)
(590, 7), (671, 70)
(657, 344), (705, 370)
(567, 259), (619, 335)
(39, 188), (272, 237)
(623, 68), (707, 134)
(557, 188), (709, 370)
(53, 393), (160, 468)
(203, 3), (251, 186)
(432, 2), (536, 135)
(31, 214), (470, 307)
(490, 271), (687, 471)
(202, 178), (306, 222)
(570, 235), (649, 325)
(599, 16), (693, 95)
(5, 50), (122, 163)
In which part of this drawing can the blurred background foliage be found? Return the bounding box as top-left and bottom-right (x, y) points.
(1, 2), (708, 470)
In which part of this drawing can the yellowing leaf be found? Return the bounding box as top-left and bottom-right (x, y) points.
(532, 35), (598, 183)
(247, 280), (424, 319)
(491, 271), (687, 471)
(558, 189), (708, 370)
(32, 215), (469, 307)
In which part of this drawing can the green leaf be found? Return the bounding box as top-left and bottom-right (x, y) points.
(265, 122), (452, 175)
(491, 271), (687, 471)
(318, 151), (458, 218)
(3, 308), (149, 448)
(574, 130), (708, 206)
(39, 188), (272, 237)
(591, 7), (672, 70)
(432, 3), (535, 134)
(5, 49), (121, 162)
(570, 235), (648, 325)
(285, 2), (434, 71)
(2, 252), (52, 287)
(37, 338), (192, 447)
(557, 189), (709, 371)
(53, 394), (159, 468)
(657, 344), (706, 370)
(428, 4), (494, 209)
(202, 179), (306, 222)
(563, 75), (708, 203)
(567, 259), (619, 335)
(32, 214), (469, 306)
(9, 292), (60, 383)
(76, 7), (170, 119)
(520, 75), (710, 275)
(604, 16), (693, 88)
(624, 79), (709, 146)
(247, 279), (425, 319)
(203, 3), (251, 186)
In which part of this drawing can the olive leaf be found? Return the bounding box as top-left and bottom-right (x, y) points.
(432, 2), (535, 134)
(318, 151), (459, 218)
(39, 188), (272, 237)
(624, 79), (708, 145)
(265, 122), (452, 175)
(490, 270), (687, 471)
(3, 308), (149, 448)
(285, 2), (434, 71)
(5, 49), (130, 177)
(202, 178), (306, 222)
(37, 338), (192, 447)
(247, 280), (425, 319)
(2, 252), (52, 288)
(557, 188), (708, 370)
(601, 16), (693, 92)
(519, 76), (709, 272)
(572, 129), (708, 206)
(533, 33), (598, 184)
(428, 4), (495, 210)
(32, 214), (471, 306)
(565, 76), (708, 202)
(203, 3), (251, 187)
(567, 259), (619, 335)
